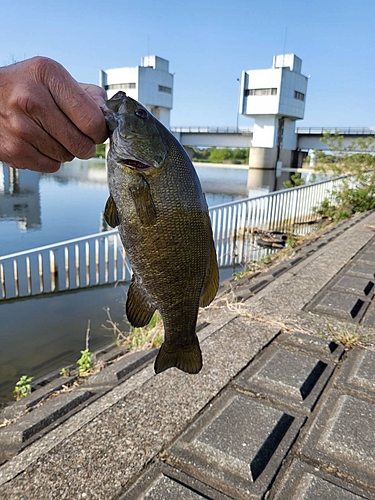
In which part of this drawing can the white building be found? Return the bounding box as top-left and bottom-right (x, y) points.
(240, 54), (308, 191)
(100, 56), (173, 128)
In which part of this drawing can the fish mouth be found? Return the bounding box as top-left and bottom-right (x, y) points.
(120, 159), (153, 171)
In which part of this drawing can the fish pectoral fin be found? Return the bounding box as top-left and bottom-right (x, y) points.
(199, 245), (219, 308)
(104, 195), (120, 228)
(154, 338), (202, 375)
(129, 178), (157, 226)
(126, 278), (156, 327)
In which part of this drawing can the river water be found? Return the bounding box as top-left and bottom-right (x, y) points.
(0, 160), (248, 401)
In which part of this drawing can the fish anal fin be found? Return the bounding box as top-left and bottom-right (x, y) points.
(199, 246), (219, 307)
(104, 195), (120, 228)
(129, 177), (157, 226)
(154, 338), (202, 375)
(126, 278), (156, 328)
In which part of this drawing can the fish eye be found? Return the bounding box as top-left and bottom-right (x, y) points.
(134, 108), (148, 119)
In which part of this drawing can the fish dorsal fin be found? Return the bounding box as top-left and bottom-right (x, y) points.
(154, 337), (202, 375)
(126, 276), (156, 328)
(129, 177), (157, 226)
(199, 245), (219, 308)
(104, 195), (120, 228)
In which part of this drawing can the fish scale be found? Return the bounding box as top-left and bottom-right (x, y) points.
(102, 91), (219, 374)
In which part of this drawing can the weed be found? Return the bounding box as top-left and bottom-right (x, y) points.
(77, 320), (94, 374)
(77, 349), (94, 374)
(102, 308), (164, 351)
(60, 367), (69, 377)
(13, 375), (33, 401)
(325, 322), (360, 348)
(102, 307), (128, 347)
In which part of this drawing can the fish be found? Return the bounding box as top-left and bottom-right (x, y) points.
(102, 91), (219, 375)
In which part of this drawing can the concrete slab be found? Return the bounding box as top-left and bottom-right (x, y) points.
(83, 349), (157, 390)
(0, 318), (279, 499)
(271, 459), (375, 500)
(235, 346), (335, 413)
(274, 332), (344, 362)
(121, 462), (232, 500)
(334, 347), (375, 400)
(346, 262), (375, 279)
(0, 390), (94, 461)
(166, 389), (305, 500)
(300, 389), (375, 493)
(332, 275), (374, 296)
(309, 291), (368, 321)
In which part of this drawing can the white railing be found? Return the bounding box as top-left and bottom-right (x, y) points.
(0, 231), (132, 301)
(0, 177), (344, 301)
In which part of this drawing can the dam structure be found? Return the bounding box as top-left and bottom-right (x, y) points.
(239, 53), (308, 192)
(100, 55), (174, 128)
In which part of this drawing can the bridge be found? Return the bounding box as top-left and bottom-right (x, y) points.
(171, 127), (375, 151)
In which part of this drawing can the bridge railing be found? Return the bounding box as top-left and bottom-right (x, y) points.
(0, 176), (345, 301)
(171, 126), (253, 134)
(296, 127), (375, 135)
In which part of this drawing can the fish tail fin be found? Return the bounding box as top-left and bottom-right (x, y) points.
(154, 338), (202, 375)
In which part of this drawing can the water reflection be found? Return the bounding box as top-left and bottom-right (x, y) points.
(0, 163), (41, 231)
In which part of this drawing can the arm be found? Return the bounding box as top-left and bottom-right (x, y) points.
(0, 56), (108, 173)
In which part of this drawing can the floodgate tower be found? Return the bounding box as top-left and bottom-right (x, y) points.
(240, 54), (308, 191)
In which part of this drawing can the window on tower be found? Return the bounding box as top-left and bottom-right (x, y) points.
(158, 85), (172, 94)
(294, 91), (305, 101)
(104, 83), (136, 90)
(245, 88), (277, 96)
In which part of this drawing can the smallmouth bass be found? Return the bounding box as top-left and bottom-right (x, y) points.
(102, 91), (218, 374)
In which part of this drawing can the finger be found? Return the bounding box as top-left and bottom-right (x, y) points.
(32, 58), (108, 144)
(2, 137), (61, 173)
(10, 114), (75, 163)
(79, 83), (107, 107)
(19, 89), (97, 160)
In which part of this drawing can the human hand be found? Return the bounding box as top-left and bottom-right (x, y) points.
(0, 56), (108, 173)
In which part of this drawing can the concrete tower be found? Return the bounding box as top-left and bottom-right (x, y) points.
(240, 54), (308, 191)
(100, 56), (173, 128)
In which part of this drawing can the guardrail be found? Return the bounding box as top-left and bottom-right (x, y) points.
(171, 127), (253, 134)
(0, 177), (345, 301)
(296, 127), (375, 135)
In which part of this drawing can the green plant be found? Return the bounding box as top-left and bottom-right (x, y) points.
(94, 143), (106, 158)
(60, 367), (69, 377)
(13, 375), (33, 401)
(77, 349), (93, 374)
(313, 133), (375, 220)
(283, 172), (305, 188)
(326, 322), (360, 348)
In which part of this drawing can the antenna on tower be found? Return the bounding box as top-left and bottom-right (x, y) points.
(282, 27), (288, 66)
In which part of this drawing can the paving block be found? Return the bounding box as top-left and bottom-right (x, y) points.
(235, 346), (335, 413)
(275, 332), (344, 362)
(83, 349), (156, 390)
(3, 375), (76, 420)
(357, 251), (375, 263)
(346, 262), (375, 279)
(0, 390), (94, 461)
(300, 389), (375, 492)
(334, 347), (375, 400)
(332, 275), (374, 297)
(362, 303), (375, 327)
(310, 290), (368, 321)
(249, 279), (271, 294)
(166, 389), (304, 500)
(271, 459), (375, 499)
(121, 462), (232, 500)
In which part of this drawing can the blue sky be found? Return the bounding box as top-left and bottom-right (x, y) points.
(1, 0), (374, 128)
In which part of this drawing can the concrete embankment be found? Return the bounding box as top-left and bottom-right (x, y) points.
(1, 210), (375, 499)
